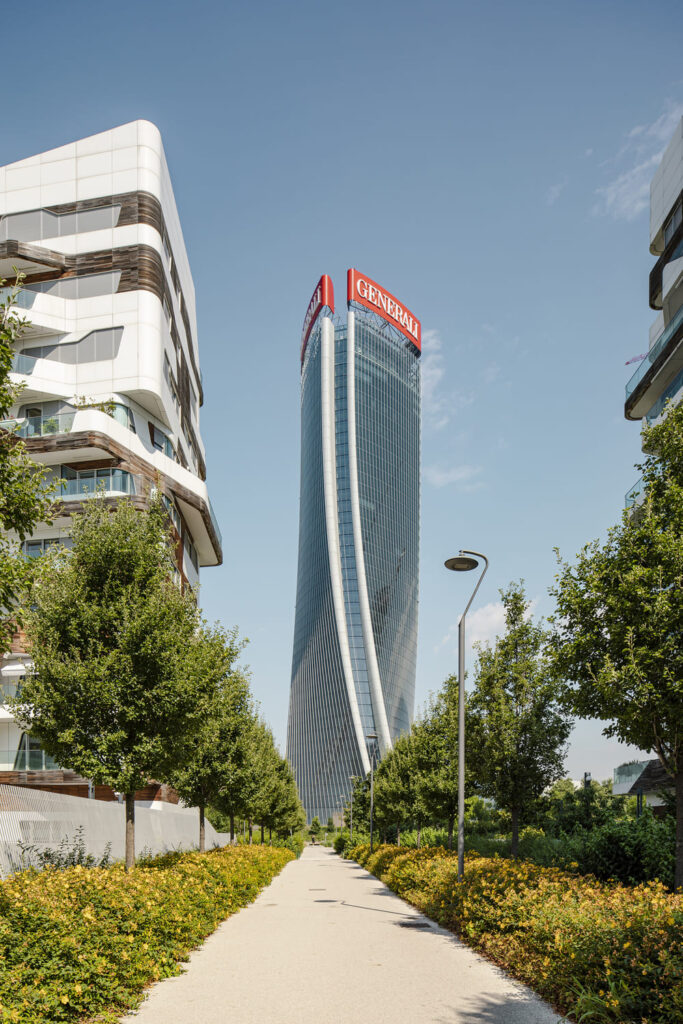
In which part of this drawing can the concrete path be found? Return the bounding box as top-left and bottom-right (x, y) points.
(123, 845), (565, 1023)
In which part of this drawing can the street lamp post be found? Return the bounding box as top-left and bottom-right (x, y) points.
(366, 733), (378, 854)
(444, 549), (489, 882)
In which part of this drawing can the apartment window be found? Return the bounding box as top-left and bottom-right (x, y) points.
(24, 537), (72, 558)
(9, 401), (76, 438)
(13, 733), (58, 771)
(162, 230), (173, 271)
(184, 534), (199, 573)
(151, 424), (176, 461)
(164, 355), (181, 417)
(0, 205), (121, 243)
(664, 200), (683, 247)
(25, 272), (122, 300)
(109, 403), (136, 433)
(60, 466), (136, 497)
(162, 494), (182, 534)
(20, 327), (123, 366)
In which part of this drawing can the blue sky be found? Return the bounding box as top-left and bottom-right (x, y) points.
(5, 1), (683, 779)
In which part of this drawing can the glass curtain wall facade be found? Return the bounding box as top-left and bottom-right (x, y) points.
(288, 293), (420, 823)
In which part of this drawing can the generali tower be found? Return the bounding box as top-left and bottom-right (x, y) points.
(287, 271), (421, 822)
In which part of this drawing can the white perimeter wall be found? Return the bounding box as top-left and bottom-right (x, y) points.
(0, 785), (230, 877)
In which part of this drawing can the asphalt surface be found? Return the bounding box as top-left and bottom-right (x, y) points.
(122, 844), (565, 1023)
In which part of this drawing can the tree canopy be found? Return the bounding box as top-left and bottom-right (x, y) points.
(170, 625), (251, 851)
(468, 582), (572, 855)
(13, 496), (213, 867)
(550, 400), (683, 887)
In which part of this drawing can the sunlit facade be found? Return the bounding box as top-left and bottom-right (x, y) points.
(287, 272), (420, 822)
(0, 122), (221, 795)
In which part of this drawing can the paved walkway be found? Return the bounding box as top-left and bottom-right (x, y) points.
(123, 845), (564, 1023)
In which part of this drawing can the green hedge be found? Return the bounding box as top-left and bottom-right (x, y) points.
(0, 844), (293, 1022)
(349, 843), (683, 1023)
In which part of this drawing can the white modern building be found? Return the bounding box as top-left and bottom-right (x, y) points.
(0, 121), (221, 794)
(625, 115), (683, 503)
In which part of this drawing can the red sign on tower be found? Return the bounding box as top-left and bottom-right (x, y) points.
(301, 274), (334, 362)
(347, 269), (421, 351)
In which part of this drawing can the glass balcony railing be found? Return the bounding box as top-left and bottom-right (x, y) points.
(11, 747), (58, 771)
(0, 287), (37, 313)
(626, 303), (683, 400)
(625, 475), (645, 509)
(0, 412), (75, 438)
(60, 469), (137, 498)
(0, 681), (22, 704)
(11, 351), (38, 374)
(645, 365), (683, 424)
(208, 497), (222, 548)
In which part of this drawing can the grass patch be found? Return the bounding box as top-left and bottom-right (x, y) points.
(0, 844), (293, 1022)
(349, 843), (683, 1023)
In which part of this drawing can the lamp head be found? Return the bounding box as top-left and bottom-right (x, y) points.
(445, 553), (479, 572)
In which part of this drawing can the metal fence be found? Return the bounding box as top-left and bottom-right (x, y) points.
(0, 785), (229, 877)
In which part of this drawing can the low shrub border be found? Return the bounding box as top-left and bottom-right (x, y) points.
(348, 843), (683, 1023)
(0, 844), (293, 1022)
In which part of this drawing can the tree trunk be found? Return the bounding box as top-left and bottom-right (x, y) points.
(511, 808), (520, 860)
(448, 814), (454, 851)
(125, 793), (135, 871)
(199, 803), (205, 853)
(269, 827), (272, 845)
(230, 814), (235, 843)
(397, 825), (401, 846)
(417, 825), (421, 850)
(676, 764), (683, 892)
(260, 824), (264, 844)
(249, 819), (253, 844)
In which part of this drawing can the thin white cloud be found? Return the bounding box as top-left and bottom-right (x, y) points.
(424, 463), (481, 489)
(437, 597), (539, 656)
(545, 179), (568, 206)
(594, 99), (683, 221)
(467, 601), (508, 648)
(421, 328), (474, 431)
(482, 361), (501, 385)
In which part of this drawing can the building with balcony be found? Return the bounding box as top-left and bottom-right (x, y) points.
(625, 116), (683, 505)
(287, 271), (420, 822)
(0, 121), (222, 796)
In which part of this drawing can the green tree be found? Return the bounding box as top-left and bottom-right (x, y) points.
(12, 497), (210, 868)
(468, 582), (572, 857)
(533, 777), (633, 837)
(550, 400), (683, 888)
(374, 732), (421, 845)
(0, 277), (54, 648)
(415, 679), (463, 849)
(237, 717), (280, 843)
(170, 626), (251, 851)
(344, 775), (370, 835)
(260, 757), (304, 841)
(309, 816), (322, 841)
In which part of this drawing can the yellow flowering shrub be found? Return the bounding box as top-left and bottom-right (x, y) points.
(350, 844), (683, 1023)
(0, 844), (292, 1022)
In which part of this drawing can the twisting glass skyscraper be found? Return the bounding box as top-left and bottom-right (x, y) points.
(287, 270), (420, 822)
